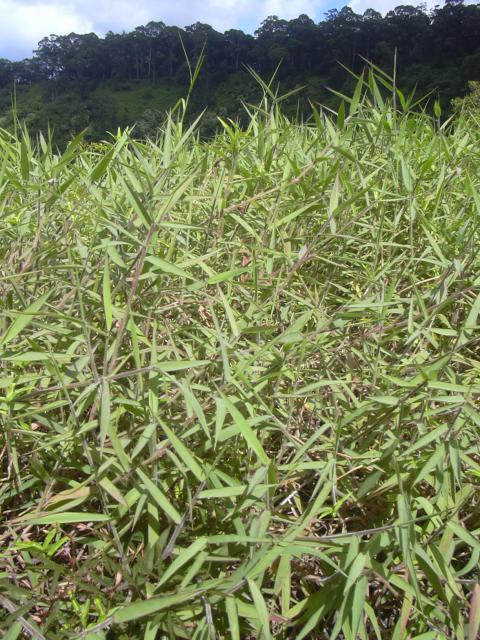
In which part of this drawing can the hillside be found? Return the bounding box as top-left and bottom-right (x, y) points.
(0, 2), (480, 143)
(1, 67), (480, 638)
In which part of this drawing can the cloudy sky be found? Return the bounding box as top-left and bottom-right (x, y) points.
(0, 0), (445, 61)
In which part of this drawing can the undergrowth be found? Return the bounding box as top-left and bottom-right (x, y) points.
(1, 66), (480, 639)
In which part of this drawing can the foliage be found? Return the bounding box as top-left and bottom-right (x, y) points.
(452, 80), (480, 122)
(1, 66), (480, 639)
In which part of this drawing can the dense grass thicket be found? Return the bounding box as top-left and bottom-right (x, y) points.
(1, 69), (480, 639)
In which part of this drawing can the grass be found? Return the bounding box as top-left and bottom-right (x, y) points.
(0, 66), (480, 639)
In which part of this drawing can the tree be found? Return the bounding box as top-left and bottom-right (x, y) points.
(224, 30), (253, 72)
(321, 7), (363, 72)
(0, 59), (14, 88)
(384, 5), (430, 66)
(286, 15), (318, 73)
(430, 1), (480, 64)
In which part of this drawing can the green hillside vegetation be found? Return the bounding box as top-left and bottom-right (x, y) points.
(0, 74), (266, 144)
(1, 2), (480, 144)
(0, 81), (186, 142)
(1, 67), (480, 638)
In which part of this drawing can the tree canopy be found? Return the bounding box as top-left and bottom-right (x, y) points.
(0, 1), (479, 143)
(0, 1), (478, 88)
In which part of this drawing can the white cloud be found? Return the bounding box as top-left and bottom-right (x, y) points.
(0, 0), (328, 59)
(349, 0), (431, 13)
(0, 0), (93, 59)
(350, 0), (475, 15)
(263, 0), (320, 19)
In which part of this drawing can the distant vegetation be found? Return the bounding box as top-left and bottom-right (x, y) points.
(0, 0), (480, 143)
(1, 64), (480, 638)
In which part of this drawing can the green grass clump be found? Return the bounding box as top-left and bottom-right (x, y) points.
(1, 67), (480, 639)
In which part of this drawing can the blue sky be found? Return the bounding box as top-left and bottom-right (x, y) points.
(0, 0), (443, 61)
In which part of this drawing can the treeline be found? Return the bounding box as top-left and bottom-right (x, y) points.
(1, 1), (479, 90)
(0, 1), (479, 144)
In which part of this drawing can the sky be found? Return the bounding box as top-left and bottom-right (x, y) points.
(0, 0), (448, 61)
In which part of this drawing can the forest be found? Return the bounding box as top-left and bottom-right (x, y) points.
(0, 0), (480, 142)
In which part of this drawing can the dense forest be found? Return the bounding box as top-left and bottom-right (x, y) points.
(0, 0), (480, 142)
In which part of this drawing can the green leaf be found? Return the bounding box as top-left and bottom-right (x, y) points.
(156, 359), (210, 373)
(448, 521), (480, 551)
(459, 290), (480, 346)
(136, 468), (182, 524)
(157, 537), (207, 587)
(145, 255), (196, 280)
(99, 476), (128, 507)
(222, 397), (269, 465)
(3, 622), (23, 640)
(19, 512), (110, 525)
(100, 380), (111, 450)
(469, 584), (480, 640)
(0, 292), (50, 347)
(20, 138), (30, 181)
(247, 578), (271, 640)
(350, 71), (364, 116)
(160, 421), (205, 481)
(103, 257), (113, 331)
(90, 147), (115, 182)
(225, 597), (241, 640)
(208, 267), (250, 284)
(113, 582), (218, 623)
